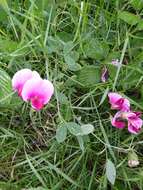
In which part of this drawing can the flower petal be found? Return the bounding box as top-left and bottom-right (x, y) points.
(108, 92), (130, 111)
(128, 123), (141, 134)
(12, 69), (40, 96)
(108, 92), (122, 105)
(21, 77), (54, 110)
(111, 111), (126, 129)
(127, 112), (143, 134)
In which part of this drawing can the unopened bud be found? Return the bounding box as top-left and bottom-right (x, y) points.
(128, 151), (139, 168)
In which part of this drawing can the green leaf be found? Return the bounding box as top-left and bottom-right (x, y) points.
(35, 0), (55, 11)
(106, 159), (116, 185)
(64, 55), (81, 71)
(0, 37), (18, 53)
(0, 0), (9, 11)
(76, 66), (101, 87)
(63, 42), (81, 71)
(47, 36), (63, 54)
(0, 68), (12, 105)
(80, 124), (94, 135)
(77, 136), (84, 151)
(57, 92), (68, 104)
(56, 124), (67, 143)
(99, 87), (109, 106)
(107, 64), (118, 80)
(130, 0), (143, 10)
(83, 39), (109, 60)
(118, 11), (140, 25)
(61, 103), (72, 121)
(136, 21), (143, 31)
(66, 122), (82, 136)
(63, 41), (74, 55)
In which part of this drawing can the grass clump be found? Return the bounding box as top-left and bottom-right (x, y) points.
(0, 0), (143, 189)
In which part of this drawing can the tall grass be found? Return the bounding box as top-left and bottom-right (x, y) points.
(0, 0), (143, 189)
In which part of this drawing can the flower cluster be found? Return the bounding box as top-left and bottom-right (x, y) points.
(12, 69), (54, 111)
(108, 92), (143, 134)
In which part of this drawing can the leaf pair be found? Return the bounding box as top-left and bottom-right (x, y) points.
(56, 122), (94, 143)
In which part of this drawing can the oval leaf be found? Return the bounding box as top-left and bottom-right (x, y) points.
(56, 124), (67, 143)
(76, 66), (101, 87)
(118, 11), (140, 25)
(106, 159), (116, 185)
(66, 122), (82, 136)
(81, 124), (94, 135)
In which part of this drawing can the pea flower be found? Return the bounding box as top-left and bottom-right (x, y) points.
(108, 92), (130, 111)
(127, 112), (143, 134)
(101, 66), (109, 82)
(12, 69), (40, 96)
(21, 77), (54, 110)
(111, 111), (142, 134)
(111, 111), (126, 129)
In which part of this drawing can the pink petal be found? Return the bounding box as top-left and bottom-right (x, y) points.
(21, 77), (54, 110)
(122, 99), (130, 111)
(133, 112), (142, 117)
(108, 92), (130, 111)
(12, 69), (40, 96)
(128, 122), (141, 134)
(111, 111), (126, 129)
(127, 112), (143, 134)
(31, 98), (44, 110)
(108, 92), (122, 104)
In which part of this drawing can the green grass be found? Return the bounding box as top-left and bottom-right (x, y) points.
(1, 0), (143, 189)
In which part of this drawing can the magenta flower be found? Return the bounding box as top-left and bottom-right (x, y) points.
(127, 112), (143, 134)
(111, 111), (126, 129)
(108, 92), (130, 111)
(21, 77), (54, 110)
(12, 69), (40, 96)
(111, 111), (142, 134)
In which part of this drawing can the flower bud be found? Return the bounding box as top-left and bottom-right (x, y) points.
(128, 151), (139, 168)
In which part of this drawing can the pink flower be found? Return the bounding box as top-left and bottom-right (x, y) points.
(127, 112), (143, 134)
(111, 111), (126, 129)
(21, 77), (54, 110)
(101, 66), (109, 82)
(108, 92), (130, 111)
(111, 111), (142, 134)
(12, 69), (40, 96)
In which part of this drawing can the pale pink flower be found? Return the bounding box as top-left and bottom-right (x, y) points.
(111, 59), (120, 66)
(12, 69), (40, 96)
(111, 111), (142, 134)
(108, 92), (130, 111)
(21, 77), (54, 110)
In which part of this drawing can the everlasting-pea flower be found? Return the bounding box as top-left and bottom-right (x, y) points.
(111, 111), (126, 129)
(111, 111), (142, 134)
(21, 77), (54, 110)
(127, 112), (143, 134)
(108, 92), (130, 111)
(12, 69), (40, 96)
